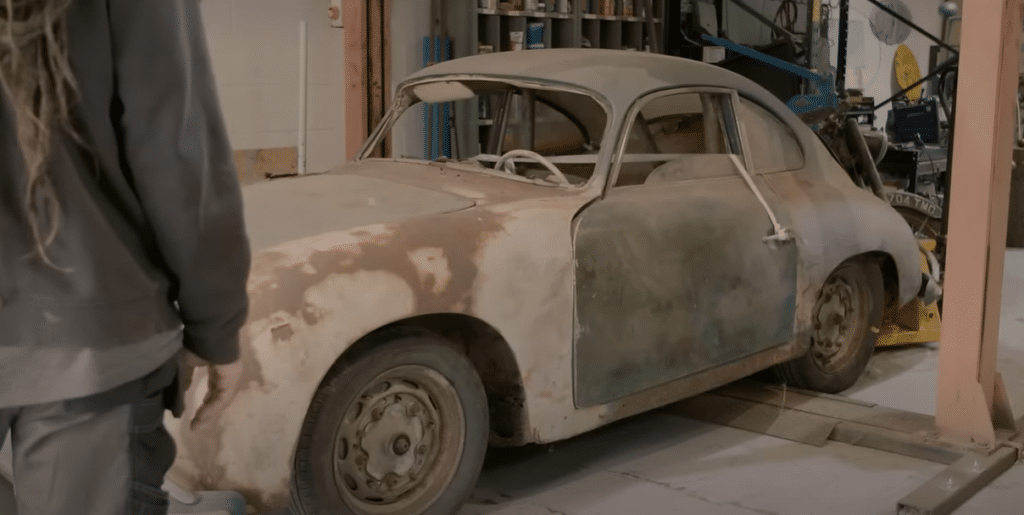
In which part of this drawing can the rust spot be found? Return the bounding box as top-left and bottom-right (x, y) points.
(250, 251), (289, 277)
(248, 208), (509, 324)
(300, 306), (321, 326)
(271, 324), (294, 342)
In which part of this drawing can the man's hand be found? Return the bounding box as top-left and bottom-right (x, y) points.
(183, 351), (245, 431)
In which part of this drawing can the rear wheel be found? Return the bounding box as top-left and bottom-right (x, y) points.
(774, 259), (884, 393)
(291, 334), (489, 515)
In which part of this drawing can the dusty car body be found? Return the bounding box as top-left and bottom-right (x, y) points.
(163, 49), (925, 514)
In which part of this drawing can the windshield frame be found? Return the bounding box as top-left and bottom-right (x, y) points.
(355, 75), (616, 189)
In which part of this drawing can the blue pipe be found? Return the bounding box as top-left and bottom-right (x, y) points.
(432, 36), (441, 161)
(422, 37), (430, 160)
(701, 34), (838, 114)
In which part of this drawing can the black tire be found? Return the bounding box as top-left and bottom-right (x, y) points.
(291, 333), (489, 515)
(774, 259), (884, 394)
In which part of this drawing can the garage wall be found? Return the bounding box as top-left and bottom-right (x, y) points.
(389, 0), (433, 160)
(724, 1), (946, 130)
(830, 0), (944, 129)
(199, 0), (347, 176)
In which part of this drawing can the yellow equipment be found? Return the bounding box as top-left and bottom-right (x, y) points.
(877, 239), (942, 347)
(895, 44), (923, 103)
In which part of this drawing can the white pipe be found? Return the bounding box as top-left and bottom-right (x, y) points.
(298, 21), (309, 175)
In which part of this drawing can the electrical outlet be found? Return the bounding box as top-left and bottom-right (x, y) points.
(328, 0), (343, 28)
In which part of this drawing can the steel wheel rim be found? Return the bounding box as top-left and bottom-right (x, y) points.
(332, 365), (466, 515)
(810, 271), (867, 373)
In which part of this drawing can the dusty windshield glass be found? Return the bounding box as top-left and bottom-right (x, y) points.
(381, 79), (608, 187)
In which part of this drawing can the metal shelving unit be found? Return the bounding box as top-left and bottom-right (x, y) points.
(444, 0), (665, 156)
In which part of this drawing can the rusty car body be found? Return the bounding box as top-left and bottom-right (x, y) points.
(162, 49), (926, 514)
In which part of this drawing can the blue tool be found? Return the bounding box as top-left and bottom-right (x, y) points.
(701, 35), (838, 115)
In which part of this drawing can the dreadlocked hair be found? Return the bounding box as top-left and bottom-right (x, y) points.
(0, 0), (77, 269)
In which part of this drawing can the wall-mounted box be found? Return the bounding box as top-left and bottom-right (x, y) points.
(328, 0), (343, 28)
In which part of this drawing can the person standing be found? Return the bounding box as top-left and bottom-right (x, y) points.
(0, 1), (251, 514)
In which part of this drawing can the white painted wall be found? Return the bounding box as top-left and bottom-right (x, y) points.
(199, 0), (347, 174)
(829, 0), (945, 129)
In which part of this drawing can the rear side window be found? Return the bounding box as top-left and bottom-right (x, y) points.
(737, 98), (804, 174)
(615, 91), (741, 187)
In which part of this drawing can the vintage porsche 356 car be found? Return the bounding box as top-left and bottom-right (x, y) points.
(162, 49), (930, 515)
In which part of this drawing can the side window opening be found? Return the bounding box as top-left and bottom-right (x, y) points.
(614, 91), (742, 187)
(736, 98), (805, 174)
(480, 88), (605, 184)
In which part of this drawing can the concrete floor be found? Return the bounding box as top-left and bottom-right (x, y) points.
(457, 251), (1024, 515)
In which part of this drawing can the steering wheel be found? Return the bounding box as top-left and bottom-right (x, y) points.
(494, 149), (572, 187)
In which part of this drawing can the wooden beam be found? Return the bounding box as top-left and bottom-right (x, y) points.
(367, 0), (384, 158)
(343, 0), (368, 161)
(344, 0), (391, 160)
(935, 0), (1023, 447)
(382, 0), (392, 157)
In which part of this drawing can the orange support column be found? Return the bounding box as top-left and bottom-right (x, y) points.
(935, 0), (1023, 447)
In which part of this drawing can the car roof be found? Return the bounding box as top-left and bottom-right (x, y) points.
(402, 48), (788, 116)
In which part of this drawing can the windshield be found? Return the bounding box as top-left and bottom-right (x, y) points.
(366, 79), (609, 187)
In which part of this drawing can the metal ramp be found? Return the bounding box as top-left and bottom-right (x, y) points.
(666, 379), (1024, 515)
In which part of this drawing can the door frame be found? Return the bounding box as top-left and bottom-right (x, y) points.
(602, 87), (757, 194)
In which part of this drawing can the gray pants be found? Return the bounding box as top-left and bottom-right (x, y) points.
(0, 361), (178, 515)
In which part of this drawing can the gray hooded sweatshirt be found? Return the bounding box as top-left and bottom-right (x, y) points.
(0, 0), (251, 407)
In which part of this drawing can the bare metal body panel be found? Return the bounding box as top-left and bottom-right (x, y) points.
(574, 177), (797, 407)
(164, 50), (924, 513)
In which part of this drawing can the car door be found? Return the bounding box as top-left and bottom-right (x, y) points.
(573, 88), (798, 407)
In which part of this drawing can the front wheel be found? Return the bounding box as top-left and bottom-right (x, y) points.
(773, 259), (884, 394)
(291, 334), (489, 515)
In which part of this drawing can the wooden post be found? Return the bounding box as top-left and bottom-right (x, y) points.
(935, 0), (1023, 447)
(344, 0), (391, 160)
(343, 0), (368, 161)
(367, 0), (384, 158)
(382, 0), (392, 158)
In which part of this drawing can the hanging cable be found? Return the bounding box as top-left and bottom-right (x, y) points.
(773, 0), (800, 38)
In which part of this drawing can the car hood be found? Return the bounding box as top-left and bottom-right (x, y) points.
(243, 173), (477, 251)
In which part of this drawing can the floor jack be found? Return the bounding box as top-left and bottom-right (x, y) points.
(877, 239), (943, 348)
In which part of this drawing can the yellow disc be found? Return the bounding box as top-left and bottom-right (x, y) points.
(895, 44), (922, 102)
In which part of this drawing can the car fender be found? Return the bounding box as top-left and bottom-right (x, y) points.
(764, 161), (924, 335)
(164, 197), (592, 513)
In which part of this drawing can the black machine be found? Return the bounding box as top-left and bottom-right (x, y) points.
(889, 98), (943, 145)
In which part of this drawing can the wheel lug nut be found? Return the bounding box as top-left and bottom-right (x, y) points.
(416, 445), (427, 455)
(372, 407), (384, 421)
(385, 475), (399, 488)
(368, 480), (381, 490)
(409, 404), (421, 416)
